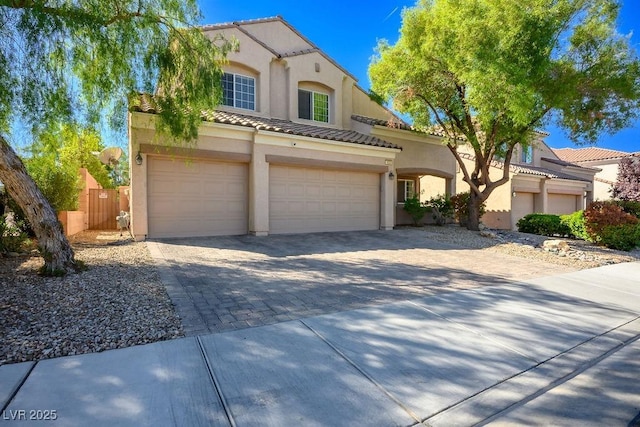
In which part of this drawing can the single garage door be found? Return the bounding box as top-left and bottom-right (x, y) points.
(548, 193), (579, 215)
(147, 157), (248, 238)
(270, 165), (380, 234)
(511, 192), (534, 228)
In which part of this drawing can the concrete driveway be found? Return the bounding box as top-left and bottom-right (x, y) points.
(146, 229), (576, 335)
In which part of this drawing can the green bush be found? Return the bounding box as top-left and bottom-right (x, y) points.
(598, 223), (640, 251)
(427, 194), (454, 226)
(403, 195), (429, 226)
(560, 210), (590, 241)
(517, 213), (571, 237)
(616, 200), (640, 219)
(0, 216), (30, 253)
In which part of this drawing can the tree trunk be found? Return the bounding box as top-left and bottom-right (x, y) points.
(466, 191), (482, 231)
(0, 135), (77, 275)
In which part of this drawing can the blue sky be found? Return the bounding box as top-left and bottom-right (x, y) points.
(199, 0), (640, 153)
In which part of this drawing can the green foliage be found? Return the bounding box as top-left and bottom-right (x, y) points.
(451, 192), (486, 226)
(517, 214), (571, 237)
(597, 224), (640, 251)
(0, 215), (30, 253)
(1, 1), (234, 144)
(369, 0), (640, 228)
(403, 195), (430, 226)
(616, 199), (640, 218)
(24, 153), (81, 212)
(22, 124), (117, 212)
(427, 193), (454, 225)
(584, 201), (638, 243)
(560, 210), (590, 241)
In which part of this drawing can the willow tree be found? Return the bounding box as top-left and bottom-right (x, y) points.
(0, 1), (233, 274)
(370, 0), (640, 230)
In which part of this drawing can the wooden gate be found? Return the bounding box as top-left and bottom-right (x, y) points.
(88, 189), (119, 230)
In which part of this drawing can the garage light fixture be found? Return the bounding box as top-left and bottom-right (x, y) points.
(388, 171), (395, 180)
(135, 152), (143, 165)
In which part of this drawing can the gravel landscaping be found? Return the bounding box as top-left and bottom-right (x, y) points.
(0, 231), (183, 366)
(1, 226), (638, 367)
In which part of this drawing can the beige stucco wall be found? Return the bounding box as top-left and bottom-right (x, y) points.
(351, 87), (393, 122)
(129, 112), (399, 239)
(58, 211), (85, 237)
(239, 20), (312, 54)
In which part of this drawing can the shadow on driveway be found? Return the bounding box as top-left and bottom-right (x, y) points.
(148, 229), (574, 335)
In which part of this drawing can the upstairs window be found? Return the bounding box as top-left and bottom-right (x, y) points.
(521, 145), (533, 164)
(298, 89), (329, 123)
(222, 72), (255, 110)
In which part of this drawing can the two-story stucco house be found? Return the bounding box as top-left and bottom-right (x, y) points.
(128, 16), (456, 239)
(455, 138), (598, 230)
(552, 147), (635, 201)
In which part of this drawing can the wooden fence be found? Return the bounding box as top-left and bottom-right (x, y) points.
(88, 189), (119, 230)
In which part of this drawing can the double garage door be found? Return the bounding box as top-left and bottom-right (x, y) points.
(147, 158), (380, 238)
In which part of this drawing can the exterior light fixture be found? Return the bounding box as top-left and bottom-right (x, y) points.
(512, 191), (517, 198)
(135, 152), (143, 165)
(388, 171), (395, 180)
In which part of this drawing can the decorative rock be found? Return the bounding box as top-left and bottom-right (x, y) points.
(480, 230), (498, 239)
(542, 239), (571, 253)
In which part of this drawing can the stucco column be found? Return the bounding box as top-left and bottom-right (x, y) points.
(445, 177), (455, 197)
(249, 144), (269, 236)
(534, 179), (549, 213)
(130, 151), (148, 241)
(380, 171), (395, 230)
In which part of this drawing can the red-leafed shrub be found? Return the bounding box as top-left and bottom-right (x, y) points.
(584, 201), (638, 245)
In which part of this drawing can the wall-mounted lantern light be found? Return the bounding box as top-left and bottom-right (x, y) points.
(388, 171), (395, 180)
(135, 152), (143, 166)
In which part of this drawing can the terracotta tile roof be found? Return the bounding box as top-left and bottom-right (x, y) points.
(351, 115), (451, 138)
(540, 157), (599, 171)
(133, 98), (401, 150)
(552, 147), (631, 163)
(458, 153), (590, 181)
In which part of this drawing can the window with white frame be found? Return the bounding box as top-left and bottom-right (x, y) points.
(222, 72), (255, 110)
(397, 179), (416, 203)
(298, 89), (329, 123)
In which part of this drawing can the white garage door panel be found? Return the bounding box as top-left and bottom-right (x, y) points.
(148, 157), (248, 238)
(270, 165), (380, 234)
(548, 194), (579, 215)
(512, 192), (535, 228)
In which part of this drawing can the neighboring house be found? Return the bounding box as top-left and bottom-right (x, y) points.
(552, 147), (634, 201)
(455, 138), (598, 230)
(128, 16), (457, 239)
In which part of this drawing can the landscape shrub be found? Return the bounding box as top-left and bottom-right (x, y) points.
(0, 216), (29, 253)
(560, 210), (590, 241)
(597, 223), (640, 251)
(403, 195), (429, 226)
(451, 192), (486, 226)
(584, 201), (638, 243)
(427, 194), (454, 225)
(517, 213), (571, 237)
(616, 200), (640, 219)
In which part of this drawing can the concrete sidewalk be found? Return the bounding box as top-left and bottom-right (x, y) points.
(2, 262), (639, 426)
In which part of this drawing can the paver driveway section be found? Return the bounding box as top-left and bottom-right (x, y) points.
(147, 229), (576, 335)
(3, 262), (639, 426)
